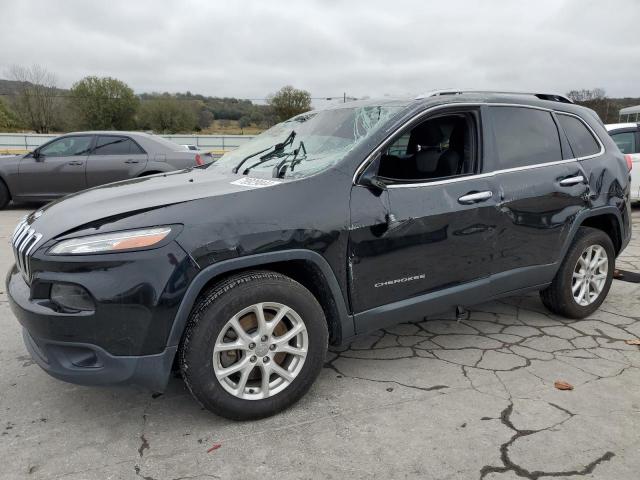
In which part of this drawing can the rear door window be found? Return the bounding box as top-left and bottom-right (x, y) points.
(93, 136), (145, 155)
(610, 131), (636, 154)
(557, 114), (601, 158)
(490, 107), (562, 169)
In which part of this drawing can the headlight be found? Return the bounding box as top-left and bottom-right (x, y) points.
(49, 227), (172, 255)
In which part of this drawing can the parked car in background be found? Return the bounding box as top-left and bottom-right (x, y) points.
(0, 131), (206, 209)
(606, 123), (639, 202)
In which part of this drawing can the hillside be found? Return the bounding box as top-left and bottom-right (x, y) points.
(0, 79), (273, 133)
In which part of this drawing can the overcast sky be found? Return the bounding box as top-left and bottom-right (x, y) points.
(1, 0), (639, 101)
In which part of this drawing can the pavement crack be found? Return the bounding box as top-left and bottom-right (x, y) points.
(325, 356), (448, 393)
(138, 406), (151, 458)
(138, 433), (150, 458)
(480, 402), (615, 479)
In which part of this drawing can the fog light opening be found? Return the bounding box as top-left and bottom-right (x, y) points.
(50, 283), (95, 312)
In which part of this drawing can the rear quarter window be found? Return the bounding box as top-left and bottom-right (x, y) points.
(557, 114), (601, 158)
(93, 136), (146, 155)
(490, 106), (562, 169)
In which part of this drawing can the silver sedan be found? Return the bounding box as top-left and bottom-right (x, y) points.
(0, 131), (208, 209)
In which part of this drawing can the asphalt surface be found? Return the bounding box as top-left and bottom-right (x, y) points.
(1, 203), (639, 480)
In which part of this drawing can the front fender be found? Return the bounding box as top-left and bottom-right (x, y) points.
(165, 249), (354, 349)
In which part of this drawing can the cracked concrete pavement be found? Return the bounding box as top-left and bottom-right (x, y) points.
(1, 205), (639, 480)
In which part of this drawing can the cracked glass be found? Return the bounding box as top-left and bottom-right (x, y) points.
(211, 105), (404, 178)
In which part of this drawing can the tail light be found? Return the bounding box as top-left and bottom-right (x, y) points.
(195, 153), (204, 166)
(624, 154), (633, 171)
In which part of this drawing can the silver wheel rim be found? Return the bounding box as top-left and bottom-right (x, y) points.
(572, 244), (608, 306)
(212, 302), (308, 400)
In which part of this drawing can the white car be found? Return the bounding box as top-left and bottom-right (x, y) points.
(181, 144), (200, 151)
(181, 144), (215, 163)
(606, 123), (639, 202)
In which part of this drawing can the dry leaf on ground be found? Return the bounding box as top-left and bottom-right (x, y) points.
(625, 339), (640, 345)
(554, 380), (574, 391)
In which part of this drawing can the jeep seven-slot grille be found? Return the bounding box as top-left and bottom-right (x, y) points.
(11, 218), (43, 283)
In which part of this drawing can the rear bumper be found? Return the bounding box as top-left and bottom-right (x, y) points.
(22, 328), (176, 392)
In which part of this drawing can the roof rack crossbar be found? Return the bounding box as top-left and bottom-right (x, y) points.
(415, 89), (573, 104)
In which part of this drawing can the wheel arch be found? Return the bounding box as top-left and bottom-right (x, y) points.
(580, 212), (622, 254)
(562, 206), (624, 260)
(166, 250), (354, 350)
(138, 170), (164, 177)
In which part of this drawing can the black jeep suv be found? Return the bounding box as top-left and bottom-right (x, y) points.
(7, 91), (632, 420)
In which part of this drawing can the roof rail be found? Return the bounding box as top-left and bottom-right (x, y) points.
(415, 89), (573, 104)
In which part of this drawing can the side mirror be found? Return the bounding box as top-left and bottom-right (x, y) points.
(358, 152), (387, 193)
(32, 150), (43, 161)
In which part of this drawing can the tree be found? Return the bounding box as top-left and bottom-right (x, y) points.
(138, 97), (197, 133)
(566, 88), (606, 103)
(566, 88), (614, 123)
(267, 85), (312, 122)
(197, 108), (214, 130)
(7, 64), (59, 133)
(70, 76), (138, 130)
(250, 111), (264, 126)
(0, 99), (20, 131)
(238, 115), (251, 132)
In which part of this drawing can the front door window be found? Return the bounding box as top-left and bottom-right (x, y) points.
(40, 136), (93, 157)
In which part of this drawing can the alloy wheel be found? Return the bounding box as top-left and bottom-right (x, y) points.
(212, 302), (308, 400)
(572, 244), (608, 306)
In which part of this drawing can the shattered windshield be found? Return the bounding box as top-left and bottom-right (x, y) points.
(211, 105), (404, 178)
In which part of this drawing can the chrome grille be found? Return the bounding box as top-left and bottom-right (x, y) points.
(11, 217), (43, 283)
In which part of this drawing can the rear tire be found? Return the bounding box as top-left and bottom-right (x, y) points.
(0, 181), (10, 210)
(540, 227), (615, 318)
(179, 271), (328, 420)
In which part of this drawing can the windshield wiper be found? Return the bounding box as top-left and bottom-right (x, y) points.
(272, 140), (306, 178)
(232, 130), (296, 174)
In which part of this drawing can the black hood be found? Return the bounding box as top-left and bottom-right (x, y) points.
(25, 168), (286, 239)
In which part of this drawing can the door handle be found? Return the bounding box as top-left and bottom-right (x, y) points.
(124, 159), (139, 164)
(67, 161), (84, 166)
(559, 175), (584, 186)
(458, 191), (493, 205)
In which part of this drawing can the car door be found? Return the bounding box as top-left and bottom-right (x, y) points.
(17, 135), (92, 198)
(487, 106), (590, 293)
(86, 135), (148, 187)
(610, 128), (640, 199)
(348, 107), (500, 333)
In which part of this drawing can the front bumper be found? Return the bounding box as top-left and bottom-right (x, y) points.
(22, 328), (176, 391)
(7, 240), (198, 391)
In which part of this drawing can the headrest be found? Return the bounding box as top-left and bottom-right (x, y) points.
(415, 149), (441, 173)
(413, 122), (443, 145)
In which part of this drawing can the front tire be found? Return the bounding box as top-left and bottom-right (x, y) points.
(179, 271), (328, 420)
(540, 227), (615, 318)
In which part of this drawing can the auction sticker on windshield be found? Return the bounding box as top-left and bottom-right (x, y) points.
(230, 177), (282, 188)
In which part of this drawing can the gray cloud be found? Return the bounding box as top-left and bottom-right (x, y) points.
(1, 0), (639, 99)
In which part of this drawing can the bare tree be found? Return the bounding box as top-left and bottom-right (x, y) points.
(566, 88), (606, 103)
(7, 64), (59, 133)
(566, 88), (612, 122)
